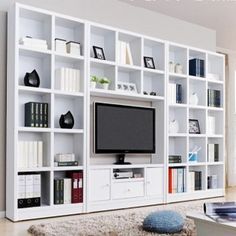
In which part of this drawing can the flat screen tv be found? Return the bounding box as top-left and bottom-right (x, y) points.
(94, 102), (156, 164)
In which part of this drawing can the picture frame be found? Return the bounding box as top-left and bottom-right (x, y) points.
(116, 82), (137, 93)
(144, 56), (155, 69)
(93, 46), (106, 60)
(189, 119), (201, 134)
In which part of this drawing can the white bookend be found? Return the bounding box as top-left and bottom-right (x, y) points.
(25, 175), (34, 198)
(33, 174), (41, 198)
(126, 43), (133, 65)
(17, 175), (26, 199)
(119, 41), (127, 64)
(24, 141), (29, 168)
(33, 141), (38, 168)
(208, 116), (216, 134)
(76, 69), (80, 92)
(37, 141), (43, 167)
(208, 144), (215, 162)
(18, 142), (24, 169)
(28, 141), (34, 168)
(63, 178), (72, 204)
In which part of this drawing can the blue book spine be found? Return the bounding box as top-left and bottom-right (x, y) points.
(176, 84), (182, 103)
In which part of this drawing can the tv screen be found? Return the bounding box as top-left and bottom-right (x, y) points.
(95, 103), (155, 153)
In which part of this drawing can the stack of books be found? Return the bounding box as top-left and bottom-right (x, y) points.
(204, 202), (236, 222)
(168, 83), (182, 104)
(168, 155), (182, 163)
(208, 175), (218, 189)
(168, 167), (185, 193)
(208, 89), (221, 107)
(207, 144), (219, 162)
(117, 41), (133, 65)
(54, 171), (83, 205)
(188, 171), (202, 192)
(25, 102), (48, 128)
(189, 58), (205, 77)
(54, 153), (78, 167)
(18, 141), (43, 168)
(19, 37), (48, 50)
(55, 68), (81, 93)
(207, 115), (216, 134)
(17, 173), (41, 208)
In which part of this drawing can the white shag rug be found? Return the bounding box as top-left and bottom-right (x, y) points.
(28, 199), (222, 236)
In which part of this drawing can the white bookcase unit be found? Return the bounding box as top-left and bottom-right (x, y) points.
(7, 3), (225, 221)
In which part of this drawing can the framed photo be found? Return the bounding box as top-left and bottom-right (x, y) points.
(144, 56), (155, 69)
(93, 46), (105, 60)
(116, 82), (137, 93)
(189, 119), (201, 134)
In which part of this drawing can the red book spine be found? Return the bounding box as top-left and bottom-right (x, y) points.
(168, 168), (172, 193)
(68, 172), (83, 203)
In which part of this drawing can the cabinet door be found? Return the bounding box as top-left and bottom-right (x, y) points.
(89, 169), (110, 202)
(146, 167), (164, 196)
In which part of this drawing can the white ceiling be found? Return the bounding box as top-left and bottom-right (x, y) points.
(119, 0), (236, 51)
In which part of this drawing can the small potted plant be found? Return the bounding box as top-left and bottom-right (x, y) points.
(90, 75), (98, 90)
(99, 77), (110, 90)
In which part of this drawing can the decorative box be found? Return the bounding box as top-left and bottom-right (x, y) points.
(66, 41), (81, 56)
(55, 38), (67, 53)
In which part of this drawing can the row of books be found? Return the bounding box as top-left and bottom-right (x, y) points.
(17, 174), (41, 208)
(54, 153), (78, 167)
(55, 68), (81, 93)
(168, 167), (186, 193)
(54, 171), (83, 205)
(117, 41), (133, 65)
(208, 89), (221, 107)
(168, 83), (182, 104)
(25, 102), (48, 128)
(18, 141), (43, 169)
(188, 171), (202, 192)
(207, 144), (219, 162)
(189, 58), (205, 77)
(19, 37), (48, 50)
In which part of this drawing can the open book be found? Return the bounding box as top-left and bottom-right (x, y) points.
(204, 202), (236, 222)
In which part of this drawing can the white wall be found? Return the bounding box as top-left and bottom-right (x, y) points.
(0, 0), (216, 212)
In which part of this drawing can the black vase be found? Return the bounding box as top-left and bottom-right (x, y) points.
(24, 69), (40, 87)
(59, 111), (74, 129)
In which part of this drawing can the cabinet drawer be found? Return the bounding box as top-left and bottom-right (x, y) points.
(112, 181), (144, 199)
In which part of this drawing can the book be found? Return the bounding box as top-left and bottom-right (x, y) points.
(208, 144), (219, 162)
(25, 102), (35, 127)
(126, 43), (133, 65)
(208, 175), (218, 189)
(39, 103), (44, 128)
(33, 174), (41, 198)
(55, 153), (75, 162)
(176, 84), (182, 103)
(63, 178), (72, 204)
(54, 179), (60, 204)
(208, 115), (216, 134)
(28, 141), (34, 168)
(208, 89), (221, 107)
(189, 58), (205, 77)
(33, 141), (38, 168)
(168, 155), (182, 163)
(59, 179), (64, 204)
(54, 161), (78, 167)
(43, 103), (48, 128)
(168, 168), (173, 193)
(37, 141), (43, 167)
(194, 171), (202, 190)
(25, 175), (34, 198)
(34, 103), (39, 127)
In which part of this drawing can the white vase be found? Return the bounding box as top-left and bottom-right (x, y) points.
(102, 83), (109, 90)
(169, 62), (175, 73)
(90, 81), (96, 90)
(169, 119), (179, 133)
(189, 92), (199, 105)
(175, 64), (183, 74)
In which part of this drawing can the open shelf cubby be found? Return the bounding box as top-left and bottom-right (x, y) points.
(189, 79), (206, 107)
(19, 8), (52, 50)
(169, 107), (187, 134)
(189, 49), (206, 78)
(189, 137), (206, 163)
(55, 17), (84, 56)
(207, 165), (224, 189)
(168, 137), (187, 164)
(189, 108), (206, 134)
(188, 166), (206, 191)
(208, 53), (224, 82)
(90, 26), (116, 62)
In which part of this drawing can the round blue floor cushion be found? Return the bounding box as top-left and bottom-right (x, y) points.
(143, 210), (184, 234)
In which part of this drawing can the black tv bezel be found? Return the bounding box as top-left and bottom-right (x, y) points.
(94, 102), (156, 154)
